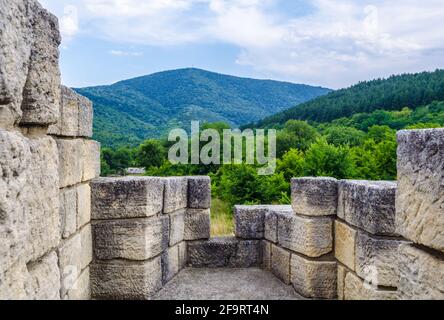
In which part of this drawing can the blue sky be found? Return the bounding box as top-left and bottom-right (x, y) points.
(40, 0), (444, 89)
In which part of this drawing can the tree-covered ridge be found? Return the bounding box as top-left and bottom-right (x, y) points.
(251, 70), (444, 128)
(75, 68), (331, 148)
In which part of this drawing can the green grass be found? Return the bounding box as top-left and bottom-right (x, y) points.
(210, 198), (234, 237)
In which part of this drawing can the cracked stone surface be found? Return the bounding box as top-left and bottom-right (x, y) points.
(152, 268), (305, 300)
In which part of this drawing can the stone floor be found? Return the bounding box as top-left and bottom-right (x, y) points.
(153, 268), (305, 300)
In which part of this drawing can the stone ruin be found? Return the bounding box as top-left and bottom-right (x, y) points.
(0, 0), (443, 300)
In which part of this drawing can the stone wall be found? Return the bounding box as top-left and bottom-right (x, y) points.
(232, 128), (444, 300)
(0, 0), (100, 300)
(89, 176), (211, 299)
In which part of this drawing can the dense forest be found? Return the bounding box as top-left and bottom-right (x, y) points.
(249, 70), (444, 128)
(76, 68), (331, 148)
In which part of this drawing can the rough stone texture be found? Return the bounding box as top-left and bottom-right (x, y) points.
(188, 176), (211, 209)
(153, 268), (304, 300)
(93, 216), (169, 261)
(80, 225), (93, 270)
(77, 184), (91, 229)
(178, 241), (187, 270)
(91, 177), (164, 219)
(334, 220), (357, 271)
(291, 177), (338, 216)
(57, 138), (83, 188)
(337, 264), (346, 300)
(396, 129), (444, 252)
(77, 94), (93, 138)
(262, 240), (272, 270)
(338, 180), (397, 236)
(0, 0), (31, 127)
(271, 245), (291, 285)
(23, 136), (60, 262)
(277, 213), (333, 258)
(163, 177), (188, 214)
(25, 251), (61, 300)
(169, 210), (185, 246)
(66, 267), (90, 300)
(162, 245), (180, 284)
(19, 1), (61, 126)
(58, 233), (82, 297)
(187, 237), (260, 268)
(397, 244), (444, 300)
(60, 187), (77, 239)
(291, 254), (337, 299)
(48, 86), (78, 136)
(91, 258), (162, 300)
(343, 272), (398, 300)
(355, 232), (407, 288)
(264, 206), (293, 243)
(234, 205), (267, 239)
(184, 208), (211, 241)
(81, 140), (100, 182)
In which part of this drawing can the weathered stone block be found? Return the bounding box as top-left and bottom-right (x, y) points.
(81, 140), (100, 182)
(188, 176), (211, 209)
(338, 180), (397, 236)
(77, 184), (91, 229)
(57, 138), (83, 188)
(343, 272), (398, 300)
(60, 187), (77, 239)
(179, 241), (187, 270)
(397, 244), (444, 300)
(163, 177), (188, 213)
(91, 177), (164, 219)
(334, 220), (357, 270)
(0, 0), (32, 127)
(187, 238), (260, 268)
(48, 86), (79, 136)
(355, 232), (407, 288)
(184, 209), (211, 241)
(337, 264), (346, 300)
(25, 136), (60, 262)
(1, 132), (59, 271)
(234, 205), (267, 239)
(77, 94), (93, 138)
(91, 258), (162, 300)
(292, 177), (338, 216)
(261, 240), (272, 270)
(66, 267), (90, 300)
(19, 1), (61, 126)
(25, 251), (61, 300)
(271, 245), (291, 284)
(93, 216), (169, 261)
(396, 129), (444, 252)
(162, 245), (180, 284)
(291, 254), (337, 299)
(58, 233), (82, 297)
(264, 206), (293, 243)
(277, 213), (333, 258)
(80, 224), (93, 270)
(169, 210), (185, 246)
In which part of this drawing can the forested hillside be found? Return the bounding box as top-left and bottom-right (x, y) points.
(75, 68), (331, 147)
(251, 70), (444, 128)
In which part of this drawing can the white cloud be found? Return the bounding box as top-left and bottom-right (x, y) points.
(42, 0), (444, 87)
(60, 5), (79, 43)
(108, 50), (143, 57)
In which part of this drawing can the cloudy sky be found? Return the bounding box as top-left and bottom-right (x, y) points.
(40, 0), (444, 89)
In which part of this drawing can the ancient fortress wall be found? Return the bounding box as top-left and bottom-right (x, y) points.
(232, 128), (444, 300)
(0, 0), (100, 299)
(1, 0), (443, 301)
